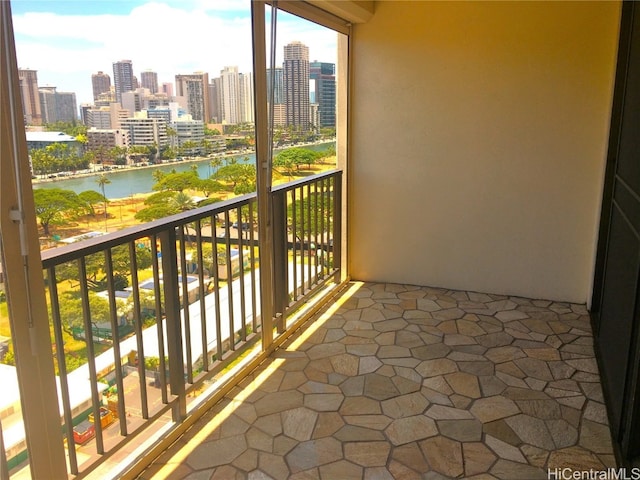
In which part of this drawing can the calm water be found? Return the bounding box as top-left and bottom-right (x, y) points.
(33, 142), (335, 200)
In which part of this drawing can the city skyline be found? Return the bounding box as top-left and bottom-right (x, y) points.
(11, 0), (337, 108)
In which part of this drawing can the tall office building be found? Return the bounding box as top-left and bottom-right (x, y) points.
(283, 41), (310, 130)
(309, 62), (336, 128)
(91, 71), (111, 101)
(39, 87), (77, 123)
(112, 60), (135, 104)
(175, 72), (210, 122)
(140, 70), (158, 94)
(18, 69), (42, 125)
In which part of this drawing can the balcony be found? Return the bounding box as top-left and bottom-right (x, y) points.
(132, 283), (615, 478)
(4, 157), (616, 478)
(0, 0), (630, 477)
(0, 170), (342, 479)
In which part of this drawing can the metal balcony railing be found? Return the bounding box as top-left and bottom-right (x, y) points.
(3, 170), (343, 478)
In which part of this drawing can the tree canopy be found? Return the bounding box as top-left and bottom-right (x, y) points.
(33, 188), (83, 235)
(78, 189), (107, 216)
(153, 171), (200, 193)
(274, 148), (322, 176)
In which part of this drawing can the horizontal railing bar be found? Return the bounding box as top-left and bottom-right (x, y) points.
(271, 169), (341, 194)
(41, 193), (256, 267)
(41, 171), (340, 267)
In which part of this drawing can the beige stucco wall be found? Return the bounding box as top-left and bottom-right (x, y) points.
(349, 1), (621, 303)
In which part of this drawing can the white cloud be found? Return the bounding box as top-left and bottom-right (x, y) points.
(12, 1), (337, 107)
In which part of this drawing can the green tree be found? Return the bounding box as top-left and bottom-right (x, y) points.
(129, 145), (150, 164)
(78, 190), (107, 216)
(214, 163), (255, 191)
(275, 148), (321, 171)
(197, 178), (223, 198)
(153, 171), (200, 193)
(204, 126), (221, 136)
(152, 169), (166, 184)
(58, 291), (110, 335)
(274, 153), (297, 180)
(44, 121), (87, 137)
(33, 188), (82, 235)
(210, 157), (223, 175)
(287, 189), (334, 244)
(135, 191), (180, 222)
(171, 192), (195, 212)
(111, 244), (153, 273)
(108, 145), (127, 165)
(96, 174), (111, 219)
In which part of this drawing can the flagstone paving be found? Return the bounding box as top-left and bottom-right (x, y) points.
(139, 282), (616, 479)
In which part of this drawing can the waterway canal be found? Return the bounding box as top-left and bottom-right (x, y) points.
(33, 142), (334, 200)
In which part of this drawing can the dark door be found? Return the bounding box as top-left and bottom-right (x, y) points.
(593, 1), (640, 463)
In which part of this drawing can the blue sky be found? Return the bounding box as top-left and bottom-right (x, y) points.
(10, 0), (337, 107)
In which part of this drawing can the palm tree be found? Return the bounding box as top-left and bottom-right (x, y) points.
(172, 192), (195, 212)
(96, 173), (111, 221)
(210, 157), (223, 177)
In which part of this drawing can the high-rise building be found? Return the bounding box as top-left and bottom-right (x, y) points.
(208, 80), (221, 124)
(39, 87), (77, 123)
(175, 72), (210, 122)
(18, 69), (42, 125)
(140, 70), (158, 94)
(309, 62), (336, 128)
(283, 41), (310, 130)
(91, 71), (111, 101)
(239, 72), (254, 124)
(266, 67), (284, 105)
(161, 82), (174, 97)
(112, 60), (135, 104)
(86, 108), (113, 129)
(219, 67), (240, 125)
(80, 104), (92, 125)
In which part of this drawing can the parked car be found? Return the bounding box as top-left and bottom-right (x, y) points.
(232, 222), (251, 231)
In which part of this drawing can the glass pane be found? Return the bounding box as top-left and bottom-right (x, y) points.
(10, 1), (257, 477)
(266, 7), (339, 165)
(12, 0), (256, 232)
(264, 6), (344, 319)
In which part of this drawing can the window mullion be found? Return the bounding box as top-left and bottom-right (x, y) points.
(0, 2), (68, 478)
(251, 0), (275, 348)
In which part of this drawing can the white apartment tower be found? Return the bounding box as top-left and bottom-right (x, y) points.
(220, 66), (240, 125)
(239, 72), (254, 123)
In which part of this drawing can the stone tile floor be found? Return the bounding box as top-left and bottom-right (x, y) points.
(140, 282), (616, 479)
